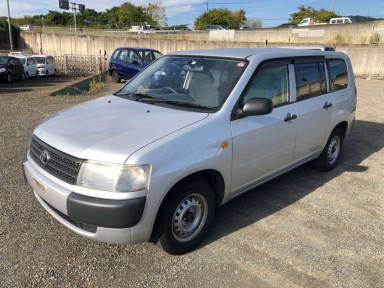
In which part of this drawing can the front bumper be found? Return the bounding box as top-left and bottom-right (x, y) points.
(37, 68), (46, 75)
(22, 152), (147, 244)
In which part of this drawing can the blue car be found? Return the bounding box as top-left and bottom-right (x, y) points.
(109, 47), (163, 83)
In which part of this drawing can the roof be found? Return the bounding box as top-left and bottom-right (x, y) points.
(167, 47), (344, 59)
(116, 47), (160, 51)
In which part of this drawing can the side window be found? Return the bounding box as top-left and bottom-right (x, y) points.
(243, 64), (289, 107)
(51, 57), (55, 63)
(328, 59), (349, 91)
(112, 49), (120, 59)
(118, 49), (129, 62)
(153, 51), (162, 59)
(128, 51), (141, 64)
(14, 59), (21, 66)
(9, 58), (15, 65)
(294, 62), (325, 101)
(47, 57), (52, 64)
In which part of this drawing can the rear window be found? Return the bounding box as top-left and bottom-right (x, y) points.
(328, 59), (349, 91)
(294, 62), (326, 101)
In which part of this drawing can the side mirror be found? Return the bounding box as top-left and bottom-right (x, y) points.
(242, 98), (273, 117)
(132, 60), (141, 66)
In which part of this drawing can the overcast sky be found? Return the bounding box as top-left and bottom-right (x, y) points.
(0, 0), (382, 27)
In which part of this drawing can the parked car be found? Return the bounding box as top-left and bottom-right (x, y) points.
(206, 25), (229, 30)
(23, 48), (356, 255)
(16, 55), (39, 79)
(278, 23), (298, 28)
(240, 26), (255, 30)
(108, 47), (163, 83)
(330, 17), (354, 24)
(0, 56), (25, 83)
(33, 55), (57, 77)
(173, 25), (192, 31)
(137, 25), (157, 35)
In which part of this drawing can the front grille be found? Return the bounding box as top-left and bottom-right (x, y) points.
(44, 200), (97, 233)
(29, 135), (83, 184)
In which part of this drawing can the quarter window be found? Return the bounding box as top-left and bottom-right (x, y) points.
(294, 62), (326, 101)
(243, 65), (289, 107)
(328, 60), (348, 91)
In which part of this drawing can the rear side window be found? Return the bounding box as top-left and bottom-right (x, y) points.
(28, 58), (36, 65)
(243, 64), (289, 107)
(328, 59), (349, 91)
(294, 62), (326, 101)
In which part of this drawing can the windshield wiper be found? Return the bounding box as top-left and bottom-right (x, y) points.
(114, 92), (158, 99)
(139, 98), (212, 109)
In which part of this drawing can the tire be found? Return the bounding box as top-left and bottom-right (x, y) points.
(7, 73), (12, 83)
(26, 72), (29, 80)
(313, 127), (344, 171)
(21, 72), (25, 81)
(154, 176), (216, 255)
(112, 70), (120, 83)
(46, 70), (49, 78)
(36, 72), (39, 79)
(53, 69), (57, 76)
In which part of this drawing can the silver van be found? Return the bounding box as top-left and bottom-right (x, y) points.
(23, 48), (356, 254)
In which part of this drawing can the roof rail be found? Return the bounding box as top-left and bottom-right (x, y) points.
(276, 46), (335, 51)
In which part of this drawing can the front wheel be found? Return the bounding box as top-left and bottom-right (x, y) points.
(21, 72), (25, 81)
(155, 176), (215, 255)
(25, 72), (29, 80)
(313, 127), (344, 171)
(46, 70), (49, 78)
(7, 73), (12, 83)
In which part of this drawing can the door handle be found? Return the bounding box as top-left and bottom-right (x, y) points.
(323, 102), (333, 109)
(284, 113), (297, 122)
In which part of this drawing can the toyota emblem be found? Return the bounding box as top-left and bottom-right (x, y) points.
(39, 150), (50, 165)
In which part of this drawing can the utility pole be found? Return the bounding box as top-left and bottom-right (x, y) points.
(6, 0), (13, 50)
(206, 0), (209, 11)
(72, 2), (77, 33)
(331, 0), (335, 12)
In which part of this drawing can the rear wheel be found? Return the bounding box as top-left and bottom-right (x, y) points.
(112, 70), (120, 83)
(313, 127), (344, 171)
(155, 176), (215, 255)
(53, 69), (57, 76)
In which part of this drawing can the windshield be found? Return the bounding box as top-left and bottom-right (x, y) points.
(18, 58), (26, 65)
(117, 56), (247, 110)
(0, 57), (8, 65)
(35, 57), (45, 64)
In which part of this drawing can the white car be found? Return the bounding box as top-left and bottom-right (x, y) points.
(16, 56), (39, 79)
(23, 48), (356, 255)
(330, 17), (354, 24)
(33, 55), (57, 77)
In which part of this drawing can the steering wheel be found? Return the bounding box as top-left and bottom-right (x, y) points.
(161, 86), (178, 94)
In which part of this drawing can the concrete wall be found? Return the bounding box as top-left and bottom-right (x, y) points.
(230, 20), (384, 44)
(19, 31), (384, 79)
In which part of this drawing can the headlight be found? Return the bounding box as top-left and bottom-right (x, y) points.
(77, 161), (151, 192)
(0, 68), (6, 73)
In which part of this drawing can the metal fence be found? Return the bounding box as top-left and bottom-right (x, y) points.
(54, 54), (108, 76)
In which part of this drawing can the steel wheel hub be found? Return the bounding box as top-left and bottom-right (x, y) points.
(172, 193), (208, 242)
(327, 135), (340, 165)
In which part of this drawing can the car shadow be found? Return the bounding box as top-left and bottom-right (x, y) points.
(200, 119), (383, 248)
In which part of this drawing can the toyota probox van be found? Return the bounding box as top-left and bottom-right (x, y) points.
(23, 48), (356, 254)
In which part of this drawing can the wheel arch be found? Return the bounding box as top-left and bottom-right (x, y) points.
(150, 168), (225, 241)
(334, 121), (348, 138)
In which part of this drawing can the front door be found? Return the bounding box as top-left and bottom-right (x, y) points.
(231, 62), (297, 195)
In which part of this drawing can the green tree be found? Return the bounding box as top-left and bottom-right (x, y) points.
(289, 5), (318, 24)
(246, 18), (262, 28)
(145, 1), (167, 26)
(289, 5), (340, 24)
(317, 9), (340, 23)
(194, 8), (247, 30)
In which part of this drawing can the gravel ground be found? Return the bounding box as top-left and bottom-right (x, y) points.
(0, 78), (383, 287)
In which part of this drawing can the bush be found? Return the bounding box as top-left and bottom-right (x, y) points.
(370, 33), (381, 43)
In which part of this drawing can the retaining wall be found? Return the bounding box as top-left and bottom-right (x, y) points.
(19, 31), (384, 79)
